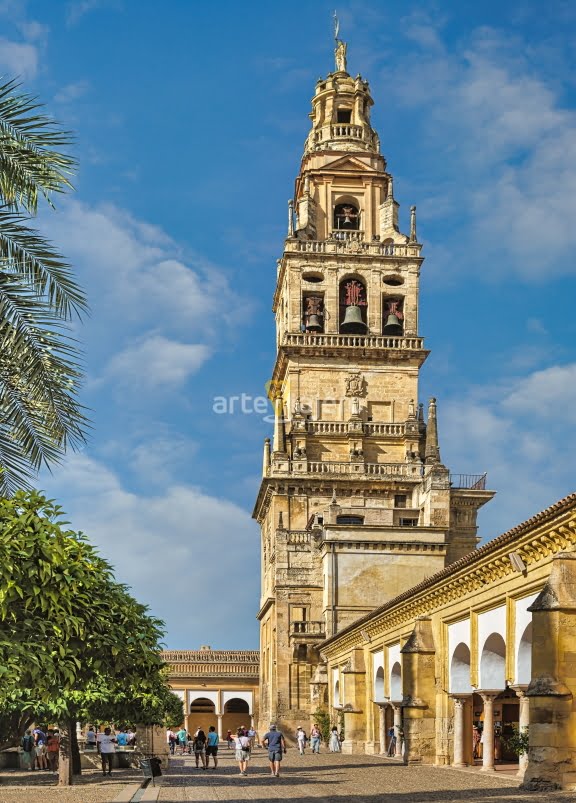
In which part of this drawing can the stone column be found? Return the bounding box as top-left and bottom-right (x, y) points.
(392, 704), (403, 758)
(479, 691), (498, 772)
(378, 705), (386, 755)
(450, 695), (470, 767)
(511, 685), (529, 778)
(217, 714), (223, 740)
(400, 617), (436, 764)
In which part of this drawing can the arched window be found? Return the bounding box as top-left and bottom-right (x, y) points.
(480, 633), (506, 689)
(390, 661), (402, 701)
(339, 277), (367, 334)
(190, 697), (216, 715)
(517, 623), (532, 685)
(374, 667), (385, 702)
(450, 643), (472, 694)
(334, 202), (360, 230)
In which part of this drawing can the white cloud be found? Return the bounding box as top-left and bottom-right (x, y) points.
(501, 363), (576, 421)
(54, 79), (90, 104)
(0, 37), (38, 78)
(387, 23), (576, 281)
(66, 0), (117, 27)
(105, 334), (211, 388)
(41, 454), (259, 649)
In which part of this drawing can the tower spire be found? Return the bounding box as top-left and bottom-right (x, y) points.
(333, 11), (347, 72)
(425, 397), (441, 464)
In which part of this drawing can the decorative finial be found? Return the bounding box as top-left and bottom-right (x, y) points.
(333, 11), (347, 72)
(425, 397), (441, 464)
(288, 199), (294, 237)
(331, 487), (337, 504)
(410, 205), (417, 243)
(386, 176), (394, 201)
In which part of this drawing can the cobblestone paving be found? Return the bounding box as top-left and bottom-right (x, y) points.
(0, 765), (139, 803)
(157, 751), (574, 803)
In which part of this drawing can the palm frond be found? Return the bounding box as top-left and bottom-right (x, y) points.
(0, 78), (76, 214)
(0, 208), (87, 318)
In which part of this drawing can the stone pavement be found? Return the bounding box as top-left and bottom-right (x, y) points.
(0, 764), (139, 803)
(155, 750), (574, 803)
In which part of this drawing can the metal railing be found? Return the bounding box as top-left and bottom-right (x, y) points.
(450, 473), (488, 490)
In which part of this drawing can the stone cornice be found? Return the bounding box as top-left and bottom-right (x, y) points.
(320, 493), (576, 656)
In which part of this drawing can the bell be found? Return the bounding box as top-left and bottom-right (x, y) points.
(343, 214), (351, 224)
(383, 313), (403, 335)
(340, 305), (367, 334)
(305, 314), (323, 332)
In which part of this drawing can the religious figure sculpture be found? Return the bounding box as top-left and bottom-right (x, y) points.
(335, 39), (347, 72)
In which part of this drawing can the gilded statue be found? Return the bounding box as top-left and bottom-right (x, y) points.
(335, 39), (347, 72)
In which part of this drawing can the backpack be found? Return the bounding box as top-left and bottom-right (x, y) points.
(22, 734), (34, 752)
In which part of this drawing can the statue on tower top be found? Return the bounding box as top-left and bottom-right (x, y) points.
(333, 11), (347, 72)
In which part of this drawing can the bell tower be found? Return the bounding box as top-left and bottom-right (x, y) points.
(253, 39), (495, 735)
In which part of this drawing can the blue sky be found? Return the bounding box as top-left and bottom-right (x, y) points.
(3, 0), (576, 649)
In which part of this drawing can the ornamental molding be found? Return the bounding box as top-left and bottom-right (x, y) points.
(345, 372), (367, 397)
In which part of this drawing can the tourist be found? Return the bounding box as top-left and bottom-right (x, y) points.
(387, 725), (396, 756)
(167, 727), (176, 754)
(193, 728), (207, 768)
(247, 725), (256, 749)
(310, 723), (321, 754)
(205, 725), (219, 769)
(97, 727), (116, 776)
(226, 729), (233, 749)
(329, 726), (341, 752)
(20, 729), (34, 770)
(116, 729), (128, 748)
(175, 725), (187, 755)
(262, 723), (286, 778)
(33, 726), (48, 770)
(296, 726), (307, 755)
(473, 725), (482, 759)
(86, 726), (97, 751)
(126, 728), (136, 747)
(46, 730), (60, 772)
(234, 727), (251, 776)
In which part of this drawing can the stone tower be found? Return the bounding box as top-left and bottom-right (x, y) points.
(253, 40), (494, 735)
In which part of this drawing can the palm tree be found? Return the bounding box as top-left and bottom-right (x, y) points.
(0, 78), (88, 496)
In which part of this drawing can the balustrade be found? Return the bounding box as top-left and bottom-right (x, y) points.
(284, 239), (422, 258)
(290, 620), (326, 637)
(283, 332), (425, 350)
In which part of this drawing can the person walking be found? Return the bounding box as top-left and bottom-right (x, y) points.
(97, 727), (116, 776)
(33, 727), (47, 770)
(205, 725), (219, 769)
(175, 725), (187, 756)
(226, 729), (233, 749)
(329, 726), (341, 752)
(234, 727), (251, 776)
(296, 726), (307, 755)
(85, 726), (97, 751)
(262, 723), (286, 778)
(166, 728), (176, 755)
(310, 723), (321, 754)
(193, 728), (207, 768)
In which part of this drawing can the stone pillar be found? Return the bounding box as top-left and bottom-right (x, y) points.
(378, 705), (386, 755)
(217, 714), (223, 740)
(392, 704), (403, 759)
(400, 617), (436, 764)
(511, 685), (529, 778)
(340, 649), (366, 754)
(522, 552), (576, 792)
(479, 691), (498, 772)
(450, 695), (470, 767)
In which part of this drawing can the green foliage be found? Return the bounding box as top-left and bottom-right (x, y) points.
(0, 78), (88, 496)
(0, 491), (166, 701)
(312, 707), (331, 744)
(504, 725), (529, 756)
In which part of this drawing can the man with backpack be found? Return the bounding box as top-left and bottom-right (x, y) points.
(20, 730), (34, 769)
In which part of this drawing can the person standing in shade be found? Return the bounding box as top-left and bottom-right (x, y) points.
(86, 726), (97, 751)
(20, 730), (34, 770)
(329, 726), (341, 752)
(262, 723), (286, 778)
(310, 723), (321, 754)
(97, 727), (116, 776)
(387, 725), (396, 756)
(46, 730), (60, 772)
(234, 727), (251, 776)
(205, 725), (219, 769)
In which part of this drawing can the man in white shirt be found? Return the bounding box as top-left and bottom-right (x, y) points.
(97, 727), (116, 776)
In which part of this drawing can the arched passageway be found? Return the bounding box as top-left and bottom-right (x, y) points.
(222, 697), (250, 739)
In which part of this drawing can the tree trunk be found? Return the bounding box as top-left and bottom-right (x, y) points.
(71, 726), (82, 775)
(58, 719), (74, 786)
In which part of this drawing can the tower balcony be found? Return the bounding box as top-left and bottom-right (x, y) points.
(304, 421), (406, 437)
(282, 332), (425, 350)
(289, 620), (326, 639)
(268, 459), (424, 480)
(284, 238), (422, 258)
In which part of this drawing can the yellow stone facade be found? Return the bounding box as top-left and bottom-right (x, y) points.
(319, 493), (576, 792)
(253, 47), (494, 736)
(161, 648), (259, 739)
